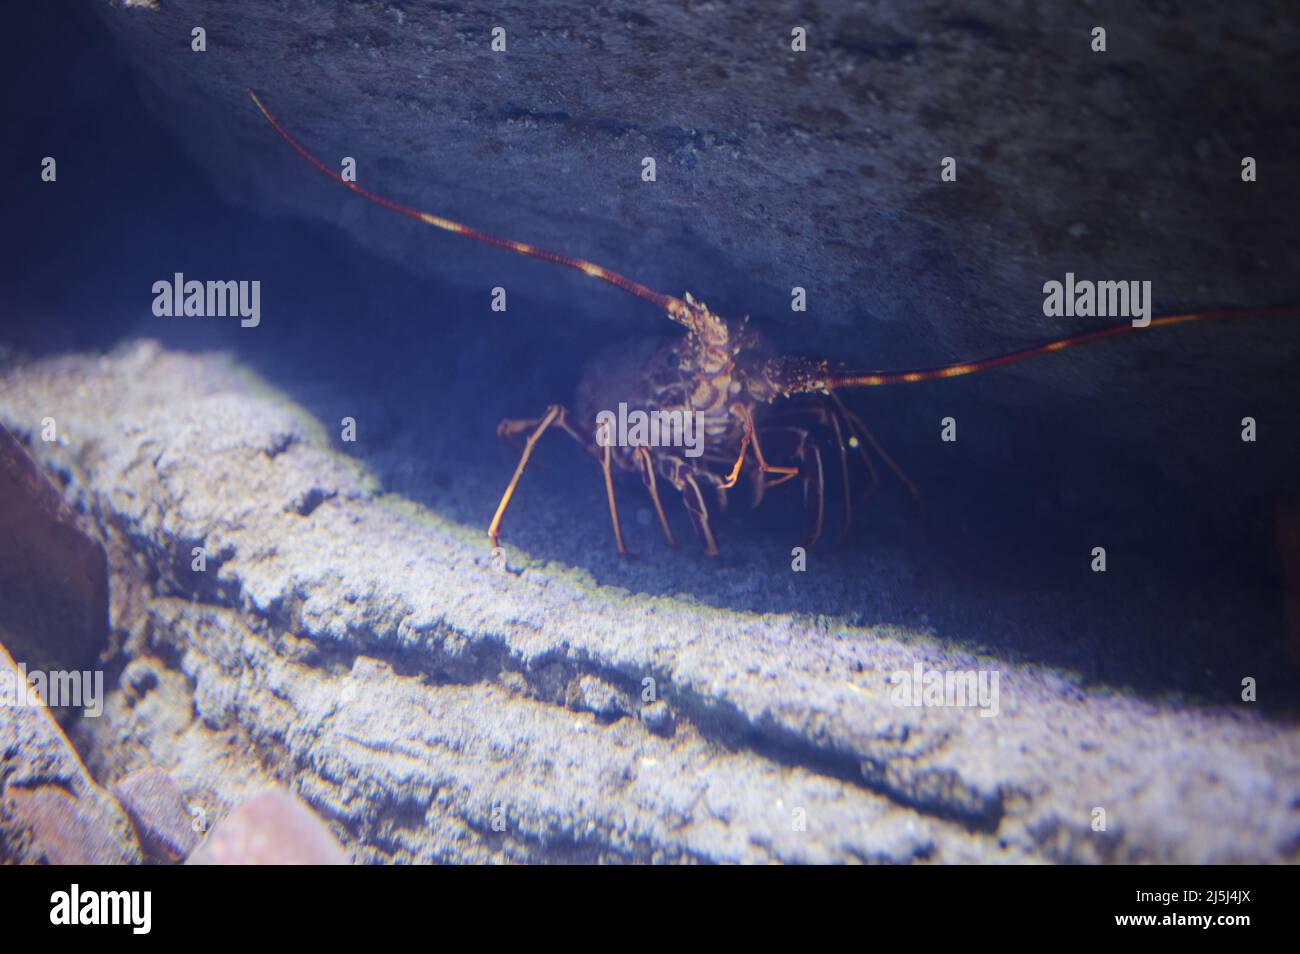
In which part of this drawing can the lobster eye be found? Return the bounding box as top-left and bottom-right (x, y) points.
(666, 350), (680, 368)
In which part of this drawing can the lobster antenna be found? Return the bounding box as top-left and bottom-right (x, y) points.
(249, 90), (684, 315)
(775, 307), (1294, 393)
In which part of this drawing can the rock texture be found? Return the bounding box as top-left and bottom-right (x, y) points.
(0, 422), (108, 675)
(113, 766), (202, 862)
(0, 643), (141, 864)
(84, 0), (1300, 419)
(3, 341), (1297, 863)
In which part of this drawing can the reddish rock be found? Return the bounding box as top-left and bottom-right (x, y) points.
(187, 787), (349, 865)
(3, 785), (138, 865)
(113, 767), (202, 863)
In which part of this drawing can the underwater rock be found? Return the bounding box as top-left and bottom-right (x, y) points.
(639, 699), (675, 738)
(0, 643), (141, 864)
(84, 0), (1298, 410)
(0, 422), (108, 675)
(187, 787), (349, 865)
(113, 766), (202, 863)
(2, 340), (1297, 863)
(565, 673), (631, 721)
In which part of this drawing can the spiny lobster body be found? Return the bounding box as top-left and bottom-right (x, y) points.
(249, 90), (1293, 558)
(572, 308), (777, 459)
(498, 295), (908, 555)
(569, 331), (768, 553)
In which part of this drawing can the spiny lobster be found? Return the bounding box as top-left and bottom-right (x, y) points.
(251, 91), (1292, 556)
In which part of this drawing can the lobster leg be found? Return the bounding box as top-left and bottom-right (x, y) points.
(799, 433), (826, 548)
(489, 404), (622, 551)
(488, 405), (565, 548)
(658, 454), (721, 556)
(636, 447), (677, 547)
(681, 472), (721, 556)
(828, 393), (922, 505)
(599, 441), (632, 556)
(717, 429), (753, 490)
(759, 426), (826, 548)
(810, 399), (856, 543)
(788, 398), (873, 543)
(732, 403), (799, 486)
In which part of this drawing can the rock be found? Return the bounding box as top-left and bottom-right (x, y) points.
(4, 1), (1297, 866)
(3, 341), (1297, 863)
(0, 642), (140, 864)
(187, 787), (349, 865)
(0, 422), (108, 675)
(566, 674), (630, 721)
(120, 658), (161, 704)
(2, 787), (135, 865)
(113, 766), (202, 863)
(639, 699), (675, 738)
(80, 0), (1300, 469)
